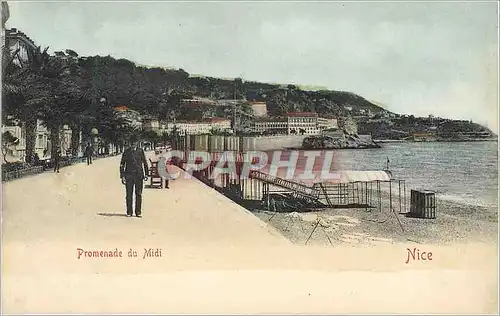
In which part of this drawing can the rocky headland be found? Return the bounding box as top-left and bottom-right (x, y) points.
(302, 132), (381, 150)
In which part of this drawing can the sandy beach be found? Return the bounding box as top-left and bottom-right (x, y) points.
(253, 194), (498, 246)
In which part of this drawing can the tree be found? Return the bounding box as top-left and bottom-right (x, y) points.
(142, 130), (160, 150)
(32, 52), (91, 157)
(2, 44), (53, 160)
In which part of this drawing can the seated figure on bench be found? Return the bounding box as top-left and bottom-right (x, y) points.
(149, 158), (170, 189)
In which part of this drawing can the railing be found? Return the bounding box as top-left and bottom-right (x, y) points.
(2, 152), (122, 182)
(2, 166), (45, 182)
(249, 170), (320, 199)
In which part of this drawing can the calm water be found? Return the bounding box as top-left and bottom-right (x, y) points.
(331, 141), (498, 209)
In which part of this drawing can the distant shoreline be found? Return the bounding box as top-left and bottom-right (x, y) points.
(373, 139), (498, 143)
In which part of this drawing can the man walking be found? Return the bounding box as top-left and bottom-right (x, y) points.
(85, 143), (93, 165)
(53, 149), (61, 173)
(120, 138), (149, 218)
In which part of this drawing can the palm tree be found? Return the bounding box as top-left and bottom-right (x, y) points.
(27, 51), (91, 157)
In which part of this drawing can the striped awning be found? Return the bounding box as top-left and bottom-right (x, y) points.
(315, 170), (392, 185)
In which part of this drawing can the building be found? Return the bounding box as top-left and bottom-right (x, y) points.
(358, 108), (373, 117)
(114, 106), (142, 129)
(321, 128), (346, 141)
(249, 101), (268, 117)
(413, 131), (437, 142)
(142, 118), (162, 134)
(286, 112), (320, 135)
(59, 125), (73, 154)
(165, 117), (231, 135)
(249, 113), (339, 136)
(317, 117), (338, 131)
(253, 117), (288, 135)
(1, 119), (72, 160)
(181, 96), (217, 107)
(4, 28), (37, 66)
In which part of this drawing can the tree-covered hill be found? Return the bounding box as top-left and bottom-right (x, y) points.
(76, 54), (387, 118)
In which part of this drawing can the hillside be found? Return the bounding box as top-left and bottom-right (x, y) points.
(357, 115), (497, 140)
(77, 55), (386, 120)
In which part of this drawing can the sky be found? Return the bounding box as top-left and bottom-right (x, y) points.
(5, 0), (499, 131)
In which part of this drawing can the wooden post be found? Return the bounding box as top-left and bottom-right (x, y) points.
(320, 183), (333, 208)
(404, 180), (407, 213)
(378, 181), (382, 211)
(389, 180), (392, 212)
(398, 180), (402, 214)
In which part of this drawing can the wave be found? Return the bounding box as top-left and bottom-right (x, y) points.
(378, 185), (497, 210)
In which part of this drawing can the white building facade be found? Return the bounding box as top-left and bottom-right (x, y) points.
(252, 118), (288, 135)
(250, 113), (339, 136)
(286, 112), (320, 135)
(317, 117), (338, 131)
(165, 118), (232, 135)
(1, 119), (73, 160)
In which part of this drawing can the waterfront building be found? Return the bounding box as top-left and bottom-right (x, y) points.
(413, 131), (437, 142)
(250, 113), (338, 136)
(252, 117), (288, 135)
(317, 117), (338, 131)
(321, 128), (346, 140)
(165, 117), (232, 135)
(286, 112), (320, 135)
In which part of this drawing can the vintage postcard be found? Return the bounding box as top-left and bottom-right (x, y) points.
(1, 0), (498, 314)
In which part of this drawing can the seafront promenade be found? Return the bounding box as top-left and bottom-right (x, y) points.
(2, 153), (497, 314)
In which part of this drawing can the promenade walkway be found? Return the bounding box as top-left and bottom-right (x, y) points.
(2, 153), (497, 314)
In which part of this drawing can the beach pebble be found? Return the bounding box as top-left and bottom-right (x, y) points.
(300, 214), (318, 222)
(318, 218), (331, 227)
(285, 212), (302, 219)
(324, 215), (360, 227)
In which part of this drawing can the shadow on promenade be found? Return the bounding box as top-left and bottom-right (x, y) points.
(97, 212), (128, 217)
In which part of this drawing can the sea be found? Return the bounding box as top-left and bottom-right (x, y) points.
(331, 141), (498, 210)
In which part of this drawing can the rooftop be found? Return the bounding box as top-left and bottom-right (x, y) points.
(286, 112), (318, 117)
(5, 28), (36, 49)
(114, 106), (129, 111)
(172, 117), (231, 124)
(255, 117), (287, 122)
(181, 97), (217, 106)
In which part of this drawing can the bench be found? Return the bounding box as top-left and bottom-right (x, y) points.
(148, 159), (169, 189)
